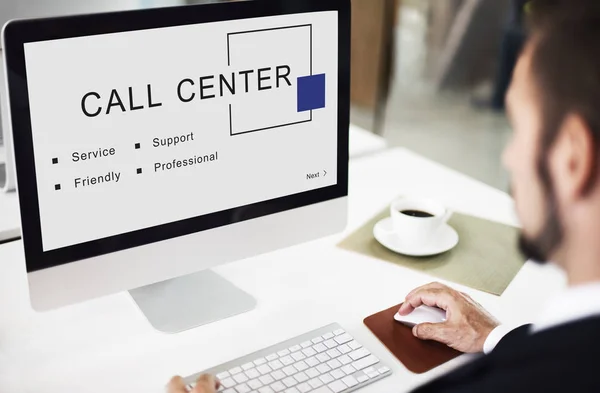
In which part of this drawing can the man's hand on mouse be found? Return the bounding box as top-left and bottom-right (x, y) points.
(167, 374), (219, 393)
(398, 282), (500, 353)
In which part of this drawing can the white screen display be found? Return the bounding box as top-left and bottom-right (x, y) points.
(24, 11), (339, 251)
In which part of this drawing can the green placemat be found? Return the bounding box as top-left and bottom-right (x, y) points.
(338, 208), (525, 296)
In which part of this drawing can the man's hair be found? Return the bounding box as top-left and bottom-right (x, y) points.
(527, 0), (600, 191)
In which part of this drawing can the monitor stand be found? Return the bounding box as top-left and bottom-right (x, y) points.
(129, 270), (256, 333)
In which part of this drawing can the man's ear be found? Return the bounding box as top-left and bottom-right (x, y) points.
(550, 114), (596, 202)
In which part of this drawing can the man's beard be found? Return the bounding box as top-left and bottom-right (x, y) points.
(518, 209), (562, 263)
(518, 164), (564, 264)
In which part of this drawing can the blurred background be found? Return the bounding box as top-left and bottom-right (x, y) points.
(0, 0), (521, 192)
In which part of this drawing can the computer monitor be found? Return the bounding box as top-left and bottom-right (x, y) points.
(2, 0), (350, 333)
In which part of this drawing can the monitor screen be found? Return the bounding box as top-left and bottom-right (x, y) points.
(4, 1), (349, 272)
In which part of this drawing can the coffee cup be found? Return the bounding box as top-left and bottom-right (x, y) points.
(387, 197), (452, 247)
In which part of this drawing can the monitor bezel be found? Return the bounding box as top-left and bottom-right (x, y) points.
(3, 0), (350, 273)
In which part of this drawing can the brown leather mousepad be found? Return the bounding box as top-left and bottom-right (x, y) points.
(364, 303), (461, 374)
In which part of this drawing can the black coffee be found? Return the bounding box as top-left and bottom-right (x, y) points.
(400, 210), (434, 218)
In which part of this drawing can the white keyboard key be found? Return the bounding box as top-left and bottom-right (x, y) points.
(236, 383), (251, 393)
(363, 367), (375, 375)
(254, 358), (267, 366)
(248, 379), (263, 390)
(280, 356), (294, 366)
(223, 389), (235, 393)
(301, 341), (312, 349)
(348, 348), (370, 361)
(234, 373), (249, 384)
(297, 383), (312, 393)
(330, 369), (345, 380)
(283, 366), (297, 376)
(258, 365), (273, 375)
(347, 341), (361, 350)
(319, 373), (335, 385)
(340, 365), (355, 375)
(271, 381), (286, 392)
(221, 378), (236, 388)
(341, 376), (358, 388)
(278, 349), (291, 357)
(289, 345), (302, 353)
(326, 349), (341, 359)
(295, 361), (309, 372)
(337, 345), (351, 355)
(312, 387), (334, 393)
(323, 340), (337, 349)
(294, 372), (309, 383)
(309, 378), (324, 389)
(316, 364), (331, 374)
(338, 355), (351, 365)
(259, 387), (274, 393)
(378, 366), (391, 374)
(306, 368), (320, 379)
(217, 371), (231, 380)
(352, 355), (379, 371)
(286, 388), (300, 393)
(357, 375), (369, 383)
(260, 375), (275, 385)
(292, 352), (306, 362)
(333, 334), (353, 345)
(366, 370), (379, 379)
(333, 329), (345, 336)
(242, 362), (255, 371)
(266, 354), (279, 362)
(272, 370), (287, 381)
(246, 368), (260, 380)
(313, 343), (327, 353)
(322, 332), (334, 340)
(312, 337), (324, 344)
(269, 360), (284, 370)
(316, 353), (330, 363)
(230, 367), (243, 375)
(305, 357), (320, 367)
(328, 380), (347, 393)
(326, 359), (342, 369)
(283, 377), (298, 387)
(302, 348), (317, 357)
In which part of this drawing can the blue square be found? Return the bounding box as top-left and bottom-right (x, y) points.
(297, 74), (326, 112)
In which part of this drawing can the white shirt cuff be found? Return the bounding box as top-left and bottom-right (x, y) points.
(483, 324), (518, 354)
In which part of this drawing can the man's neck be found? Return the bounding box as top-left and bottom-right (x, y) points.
(561, 212), (600, 286)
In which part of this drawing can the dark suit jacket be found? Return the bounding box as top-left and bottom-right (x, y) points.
(412, 316), (600, 393)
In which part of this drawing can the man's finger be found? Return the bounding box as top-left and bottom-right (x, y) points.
(412, 322), (451, 344)
(193, 374), (220, 393)
(400, 288), (454, 315)
(166, 376), (188, 393)
(400, 283), (452, 315)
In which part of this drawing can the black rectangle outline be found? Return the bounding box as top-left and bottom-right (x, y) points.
(3, 0), (351, 273)
(227, 24), (315, 136)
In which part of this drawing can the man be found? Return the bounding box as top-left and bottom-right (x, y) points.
(170, 0), (600, 391)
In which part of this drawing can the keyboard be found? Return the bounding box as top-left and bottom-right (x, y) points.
(184, 323), (392, 393)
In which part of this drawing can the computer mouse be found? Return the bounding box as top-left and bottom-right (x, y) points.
(394, 305), (447, 327)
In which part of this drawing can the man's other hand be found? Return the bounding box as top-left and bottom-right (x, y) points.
(398, 282), (500, 353)
(167, 374), (219, 393)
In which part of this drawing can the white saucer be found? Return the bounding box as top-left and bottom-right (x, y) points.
(373, 217), (459, 257)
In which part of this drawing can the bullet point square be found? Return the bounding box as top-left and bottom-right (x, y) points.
(137, 168), (142, 174)
(54, 184), (61, 191)
(52, 158), (59, 164)
(135, 143), (141, 149)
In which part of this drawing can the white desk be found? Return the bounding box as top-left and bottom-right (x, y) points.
(349, 125), (387, 159)
(0, 148), (565, 393)
(0, 191), (19, 242)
